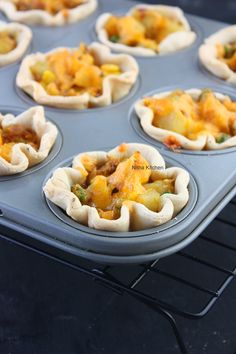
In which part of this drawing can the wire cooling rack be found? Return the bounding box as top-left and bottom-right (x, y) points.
(0, 195), (235, 353)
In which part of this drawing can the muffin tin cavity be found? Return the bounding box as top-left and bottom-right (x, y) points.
(92, 9), (203, 59)
(44, 153), (198, 239)
(130, 85), (236, 156)
(0, 107), (63, 182)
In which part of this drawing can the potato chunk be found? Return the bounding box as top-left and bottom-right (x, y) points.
(199, 90), (231, 134)
(136, 189), (161, 212)
(0, 32), (17, 54)
(88, 175), (112, 210)
(108, 151), (151, 200)
(146, 92), (199, 137)
(144, 179), (174, 195)
(116, 16), (145, 46)
(74, 65), (102, 89)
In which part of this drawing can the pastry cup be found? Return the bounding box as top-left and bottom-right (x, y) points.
(0, 20), (32, 67)
(16, 42), (139, 109)
(199, 25), (236, 84)
(0, 106), (58, 175)
(44, 143), (190, 232)
(96, 4), (196, 57)
(135, 89), (236, 151)
(0, 0), (97, 26)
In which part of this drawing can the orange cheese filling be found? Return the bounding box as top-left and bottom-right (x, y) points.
(0, 124), (40, 162)
(216, 43), (236, 72)
(30, 43), (122, 98)
(71, 149), (174, 220)
(14, 0), (85, 15)
(0, 31), (17, 55)
(104, 8), (185, 52)
(144, 89), (236, 143)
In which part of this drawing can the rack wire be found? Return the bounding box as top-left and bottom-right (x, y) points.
(0, 196), (235, 354)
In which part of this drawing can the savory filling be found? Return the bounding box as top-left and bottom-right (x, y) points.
(143, 89), (236, 145)
(216, 43), (236, 72)
(30, 43), (122, 97)
(0, 31), (17, 55)
(104, 8), (185, 52)
(71, 149), (174, 220)
(14, 0), (85, 15)
(0, 124), (40, 162)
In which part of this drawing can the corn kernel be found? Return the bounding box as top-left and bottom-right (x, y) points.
(101, 64), (121, 76)
(42, 70), (56, 85)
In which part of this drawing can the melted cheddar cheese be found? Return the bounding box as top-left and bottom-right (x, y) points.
(71, 149), (174, 220)
(14, 0), (84, 15)
(30, 43), (121, 97)
(0, 31), (17, 55)
(216, 43), (236, 72)
(105, 8), (185, 52)
(144, 89), (236, 143)
(0, 124), (40, 162)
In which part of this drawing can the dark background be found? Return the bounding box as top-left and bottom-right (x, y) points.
(0, 1), (236, 354)
(140, 0), (235, 24)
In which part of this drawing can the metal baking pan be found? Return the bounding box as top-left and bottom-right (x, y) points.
(0, 184), (235, 265)
(0, 0), (235, 264)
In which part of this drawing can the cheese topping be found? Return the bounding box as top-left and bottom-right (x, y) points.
(0, 124), (40, 162)
(144, 89), (236, 142)
(14, 0), (85, 15)
(104, 8), (185, 52)
(30, 43), (122, 97)
(72, 149), (174, 220)
(0, 31), (17, 55)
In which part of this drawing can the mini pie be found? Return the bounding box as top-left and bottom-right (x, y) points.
(16, 42), (139, 109)
(43, 143), (190, 232)
(135, 89), (236, 151)
(199, 25), (236, 84)
(0, 20), (32, 67)
(0, 0), (97, 26)
(96, 4), (196, 56)
(0, 106), (58, 175)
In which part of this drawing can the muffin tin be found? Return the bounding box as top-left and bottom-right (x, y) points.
(0, 0), (235, 264)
